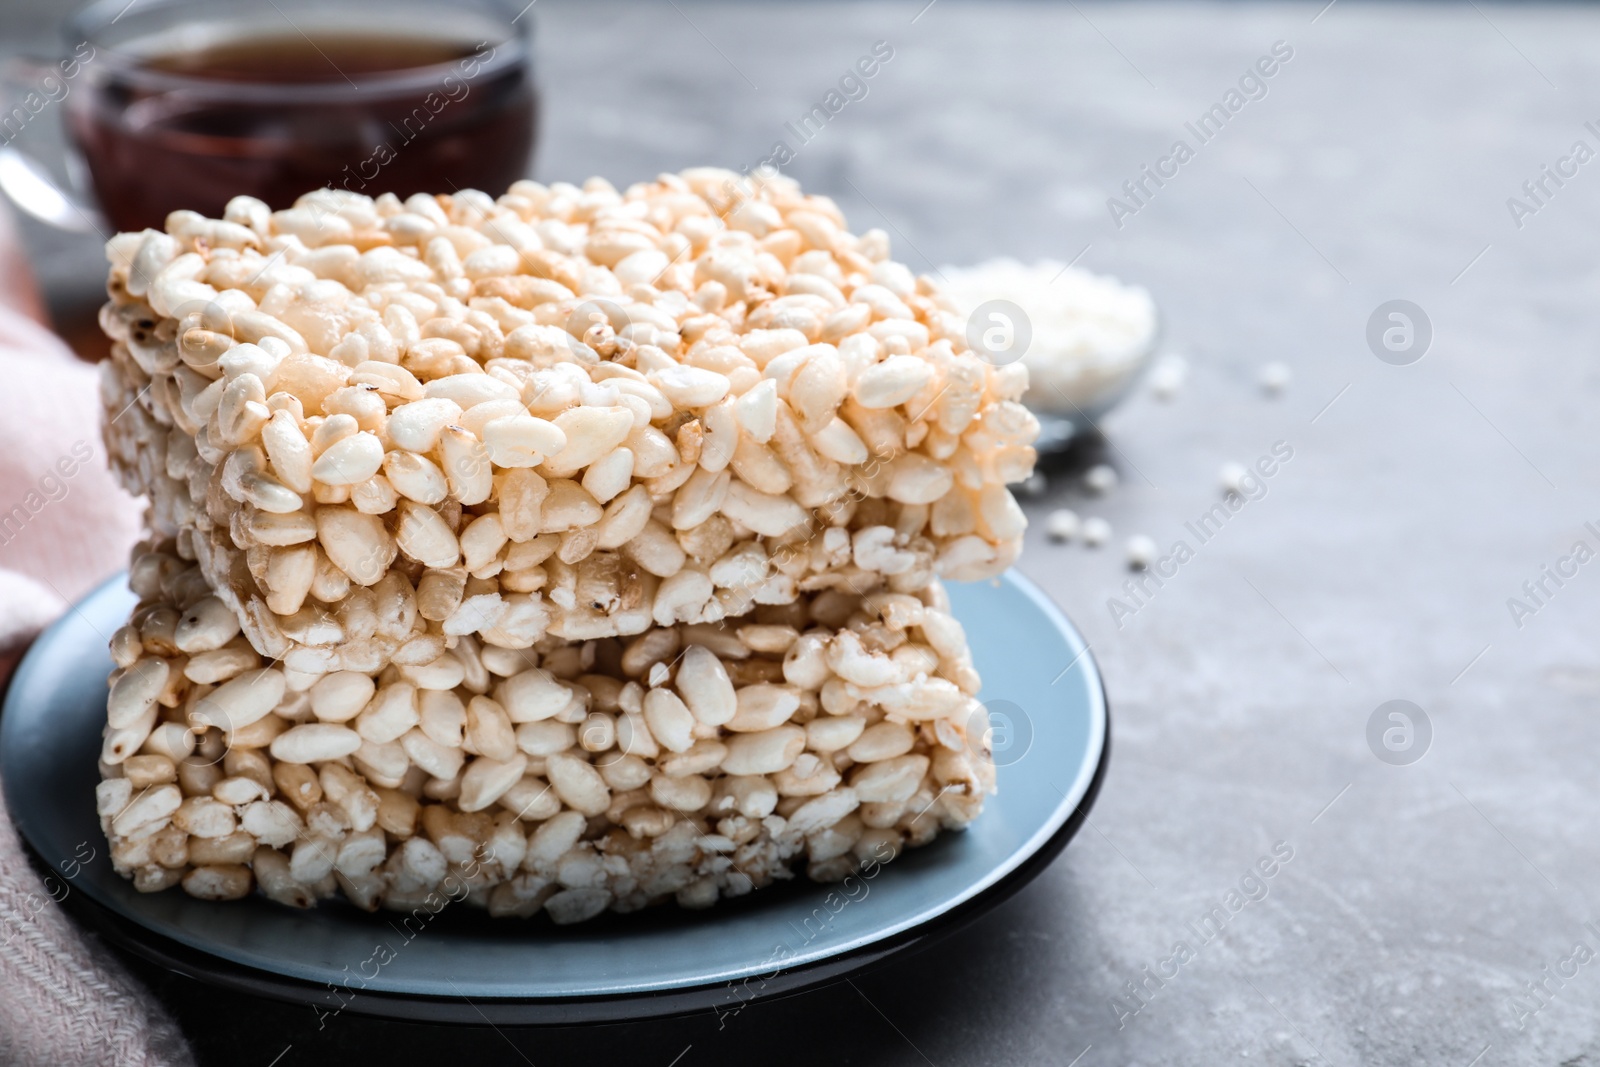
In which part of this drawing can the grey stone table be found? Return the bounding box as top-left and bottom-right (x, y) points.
(4, 1), (1598, 1064)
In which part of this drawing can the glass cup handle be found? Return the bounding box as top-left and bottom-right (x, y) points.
(0, 56), (106, 235)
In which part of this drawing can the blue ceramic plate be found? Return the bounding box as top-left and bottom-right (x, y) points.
(0, 570), (1107, 1024)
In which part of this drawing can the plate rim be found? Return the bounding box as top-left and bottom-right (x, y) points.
(2, 568), (1108, 1023)
(46, 723), (1109, 1026)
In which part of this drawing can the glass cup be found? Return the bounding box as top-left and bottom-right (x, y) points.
(0, 0), (538, 234)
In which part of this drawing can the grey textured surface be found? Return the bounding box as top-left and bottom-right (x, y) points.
(4, 1), (1599, 1064)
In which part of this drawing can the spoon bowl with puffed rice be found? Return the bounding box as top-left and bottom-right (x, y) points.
(938, 258), (1160, 450)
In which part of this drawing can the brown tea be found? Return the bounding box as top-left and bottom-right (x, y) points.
(140, 33), (480, 83)
(66, 28), (537, 232)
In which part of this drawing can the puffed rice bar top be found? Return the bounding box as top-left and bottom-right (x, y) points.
(97, 169), (1040, 676)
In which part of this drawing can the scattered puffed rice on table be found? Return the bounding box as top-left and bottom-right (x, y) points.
(1259, 361), (1290, 395)
(1084, 464), (1118, 494)
(1148, 353), (1187, 401)
(1125, 535), (1156, 570)
(1045, 508), (1079, 542)
(1081, 517), (1111, 546)
(1218, 462), (1248, 495)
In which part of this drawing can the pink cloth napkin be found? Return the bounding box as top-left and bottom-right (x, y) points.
(0, 303), (195, 1066)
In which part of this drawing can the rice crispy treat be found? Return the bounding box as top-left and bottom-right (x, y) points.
(96, 169), (1039, 676)
(97, 543), (996, 921)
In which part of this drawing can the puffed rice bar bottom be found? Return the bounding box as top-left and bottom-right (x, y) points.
(97, 544), (996, 923)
